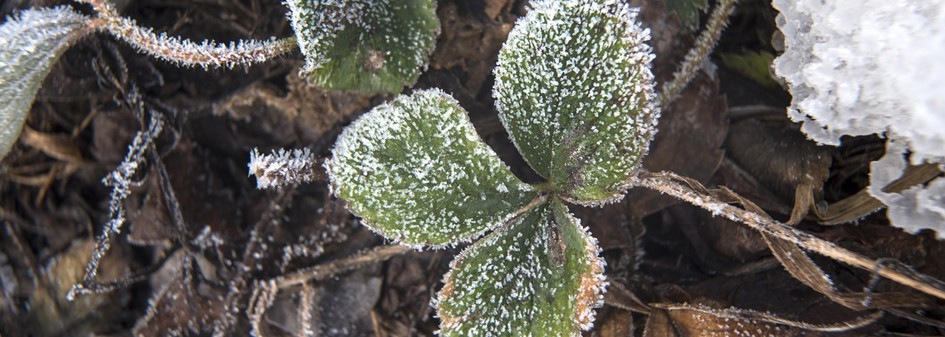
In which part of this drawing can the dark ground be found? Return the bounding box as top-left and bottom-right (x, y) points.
(1, 0), (944, 336)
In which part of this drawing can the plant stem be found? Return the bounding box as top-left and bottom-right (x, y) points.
(276, 245), (410, 288)
(81, 0), (297, 68)
(629, 170), (945, 301)
(659, 0), (737, 108)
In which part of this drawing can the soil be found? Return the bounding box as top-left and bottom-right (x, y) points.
(1, 0), (943, 336)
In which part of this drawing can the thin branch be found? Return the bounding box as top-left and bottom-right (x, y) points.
(68, 110), (163, 300)
(276, 245), (409, 288)
(80, 0), (296, 68)
(659, 0), (737, 108)
(628, 170), (945, 301)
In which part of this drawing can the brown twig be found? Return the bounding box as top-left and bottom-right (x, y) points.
(628, 170), (945, 301)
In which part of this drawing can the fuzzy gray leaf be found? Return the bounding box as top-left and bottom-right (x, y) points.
(0, 6), (88, 159)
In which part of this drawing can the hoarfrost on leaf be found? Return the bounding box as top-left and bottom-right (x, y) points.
(0, 6), (89, 159)
(494, 0), (659, 205)
(772, 0), (945, 237)
(435, 200), (605, 337)
(285, 0), (439, 93)
(326, 89), (536, 247)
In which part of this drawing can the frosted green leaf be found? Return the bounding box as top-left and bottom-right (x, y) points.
(494, 0), (660, 205)
(285, 0), (438, 93)
(436, 200), (605, 337)
(0, 6), (89, 159)
(326, 89), (535, 247)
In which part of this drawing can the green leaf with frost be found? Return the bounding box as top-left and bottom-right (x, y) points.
(0, 6), (88, 159)
(494, 0), (659, 205)
(286, 0), (438, 93)
(436, 200), (605, 337)
(666, 0), (709, 31)
(326, 89), (536, 246)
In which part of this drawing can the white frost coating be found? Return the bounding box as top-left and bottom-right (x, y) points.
(772, 0), (945, 237)
(284, 0), (367, 73)
(869, 140), (945, 238)
(435, 203), (606, 337)
(0, 6), (89, 159)
(326, 89), (535, 247)
(494, 0), (659, 204)
(248, 148), (318, 189)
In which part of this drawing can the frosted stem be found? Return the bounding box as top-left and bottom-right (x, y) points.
(659, 0), (737, 108)
(81, 0), (297, 68)
(276, 245), (410, 288)
(68, 111), (163, 300)
(628, 170), (945, 301)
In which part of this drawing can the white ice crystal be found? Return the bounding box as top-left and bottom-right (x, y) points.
(248, 148), (318, 189)
(772, 0), (945, 238)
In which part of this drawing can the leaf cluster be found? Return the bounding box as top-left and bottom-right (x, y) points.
(327, 0), (659, 335)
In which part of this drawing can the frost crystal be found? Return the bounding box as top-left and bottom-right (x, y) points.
(494, 0), (659, 204)
(869, 140), (945, 238)
(0, 6), (89, 159)
(435, 201), (605, 337)
(285, 0), (439, 93)
(326, 89), (535, 247)
(248, 148), (318, 189)
(772, 0), (945, 237)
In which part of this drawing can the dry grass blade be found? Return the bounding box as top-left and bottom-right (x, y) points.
(653, 303), (884, 332)
(761, 232), (931, 309)
(20, 127), (84, 164)
(812, 163), (943, 225)
(629, 170), (945, 301)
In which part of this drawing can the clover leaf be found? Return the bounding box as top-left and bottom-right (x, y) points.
(436, 200), (604, 336)
(327, 89), (536, 247)
(286, 0), (439, 93)
(494, 0), (659, 205)
(327, 0), (656, 335)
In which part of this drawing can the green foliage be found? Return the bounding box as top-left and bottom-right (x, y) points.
(0, 6), (89, 159)
(719, 51), (778, 88)
(494, 0), (659, 204)
(326, 0), (657, 335)
(327, 90), (536, 247)
(666, 0), (709, 30)
(286, 0), (439, 93)
(436, 201), (604, 336)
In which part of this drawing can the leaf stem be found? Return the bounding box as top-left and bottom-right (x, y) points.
(81, 0), (297, 68)
(659, 0), (737, 108)
(628, 170), (945, 301)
